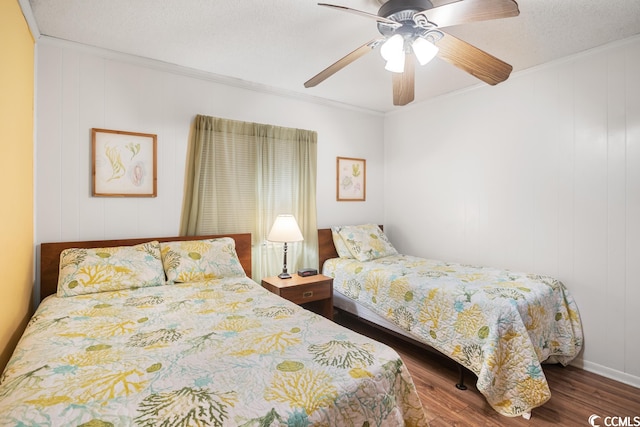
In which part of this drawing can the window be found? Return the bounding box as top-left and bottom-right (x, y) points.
(181, 115), (318, 280)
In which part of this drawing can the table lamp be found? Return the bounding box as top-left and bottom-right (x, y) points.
(267, 214), (304, 279)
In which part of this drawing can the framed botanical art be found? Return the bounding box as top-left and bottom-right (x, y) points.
(92, 128), (157, 197)
(336, 156), (366, 201)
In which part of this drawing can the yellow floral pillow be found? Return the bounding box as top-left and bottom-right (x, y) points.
(331, 226), (355, 258)
(160, 238), (246, 284)
(57, 241), (165, 297)
(337, 224), (398, 262)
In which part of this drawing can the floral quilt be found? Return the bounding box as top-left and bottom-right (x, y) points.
(323, 254), (583, 417)
(0, 277), (428, 426)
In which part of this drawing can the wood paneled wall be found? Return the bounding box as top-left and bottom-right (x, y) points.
(384, 35), (640, 387)
(34, 37), (386, 300)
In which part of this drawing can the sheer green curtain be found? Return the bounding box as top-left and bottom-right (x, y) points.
(181, 115), (318, 281)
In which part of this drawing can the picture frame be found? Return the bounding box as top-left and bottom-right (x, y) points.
(92, 128), (157, 197)
(336, 156), (366, 201)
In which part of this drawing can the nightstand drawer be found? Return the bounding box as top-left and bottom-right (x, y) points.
(261, 274), (334, 320)
(279, 281), (331, 304)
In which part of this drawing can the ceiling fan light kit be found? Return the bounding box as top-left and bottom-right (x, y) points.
(380, 33), (439, 72)
(306, 0), (520, 106)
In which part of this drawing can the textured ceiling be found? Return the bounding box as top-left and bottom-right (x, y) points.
(27, 0), (640, 113)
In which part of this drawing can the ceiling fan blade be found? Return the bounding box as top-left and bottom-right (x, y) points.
(318, 3), (401, 27)
(304, 39), (381, 88)
(415, 0), (519, 28)
(436, 32), (512, 85)
(392, 53), (415, 106)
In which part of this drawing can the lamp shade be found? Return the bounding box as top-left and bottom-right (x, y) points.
(381, 34), (406, 73)
(380, 34), (404, 61)
(267, 215), (303, 243)
(385, 55), (405, 73)
(412, 37), (439, 65)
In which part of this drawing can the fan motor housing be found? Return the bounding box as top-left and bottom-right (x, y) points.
(377, 0), (434, 37)
(378, 0), (434, 20)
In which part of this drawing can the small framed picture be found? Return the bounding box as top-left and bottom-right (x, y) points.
(337, 156), (366, 201)
(92, 128), (157, 197)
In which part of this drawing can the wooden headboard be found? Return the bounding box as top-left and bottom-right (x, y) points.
(40, 233), (252, 302)
(318, 226), (383, 272)
(318, 228), (338, 272)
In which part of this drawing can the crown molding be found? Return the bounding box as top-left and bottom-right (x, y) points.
(37, 36), (385, 117)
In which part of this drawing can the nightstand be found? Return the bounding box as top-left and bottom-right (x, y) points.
(261, 273), (334, 320)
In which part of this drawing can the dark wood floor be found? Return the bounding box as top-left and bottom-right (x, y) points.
(334, 311), (640, 427)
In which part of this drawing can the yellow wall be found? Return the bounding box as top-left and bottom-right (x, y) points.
(0, 0), (35, 371)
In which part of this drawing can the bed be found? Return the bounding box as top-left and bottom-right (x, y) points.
(319, 224), (584, 418)
(0, 233), (429, 426)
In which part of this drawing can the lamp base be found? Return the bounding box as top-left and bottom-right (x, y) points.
(278, 272), (292, 279)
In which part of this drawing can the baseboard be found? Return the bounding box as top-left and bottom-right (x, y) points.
(571, 358), (640, 389)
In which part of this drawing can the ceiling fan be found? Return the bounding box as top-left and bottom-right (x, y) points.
(304, 0), (520, 106)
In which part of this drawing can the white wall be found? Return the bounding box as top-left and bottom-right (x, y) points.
(384, 35), (640, 387)
(35, 37), (384, 247)
(35, 33), (640, 388)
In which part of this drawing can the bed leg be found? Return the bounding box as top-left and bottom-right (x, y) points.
(455, 365), (467, 390)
